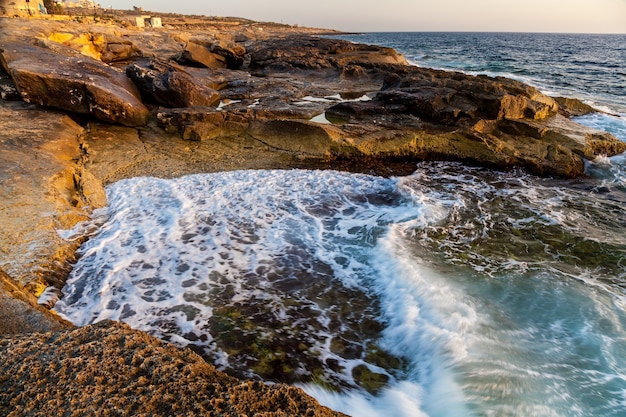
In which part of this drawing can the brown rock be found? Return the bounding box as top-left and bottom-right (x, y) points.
(0, 102), (106, 289)
(324, 66), (625, 177)
(0, 268), (71, 335)
(126, 60), (221, 108)
(249, 36), (407, 77)
(176, 39), (228, 69)
(0, 320), (346, 417)
(0, 41), (149, 126)
(174, 37), (246, 70)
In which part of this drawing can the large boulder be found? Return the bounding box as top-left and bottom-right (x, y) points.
(174, 37), (246, 70)
(0, 41), (149, 126)
(375, 68), (559, 124)
(126, 60), (221, 108)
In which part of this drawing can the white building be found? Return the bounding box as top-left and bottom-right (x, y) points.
(62, 0), (99, 8)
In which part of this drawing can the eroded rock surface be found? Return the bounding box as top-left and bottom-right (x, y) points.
(126, 59), (221, 108)
(0, 320), (346, 417)
(0, 268), (70, 335)
(0, 101), (106, 290)
(0, 41), (149, 126)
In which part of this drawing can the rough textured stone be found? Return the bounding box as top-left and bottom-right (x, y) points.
(175, 37), (246, 70)
(0, 268), (71, 335)
(0, 102), (106, 289)
(126, 60), (220, 108)
(249, 35), (407, 77)
(0, 41), (149, 126)
(176, 39), (228, 69)
(0, 320), (346, 417)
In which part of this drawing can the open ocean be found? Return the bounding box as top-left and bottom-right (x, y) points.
(54, 33), (626, 416)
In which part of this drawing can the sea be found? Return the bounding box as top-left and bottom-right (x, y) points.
(53, 33), (626, 416)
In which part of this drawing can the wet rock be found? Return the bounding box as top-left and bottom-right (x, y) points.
(0, 268), (71, 335)
(0, 41), (149, 126)
(351, 364), (389, 395)
(0, 320), (346, 417)
(126, 60), (220, 108)
(325, 66), (626, 177)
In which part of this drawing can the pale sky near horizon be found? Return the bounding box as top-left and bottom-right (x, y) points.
(102, 0), (626, 33)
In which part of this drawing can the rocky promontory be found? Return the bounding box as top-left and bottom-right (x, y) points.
(1, 11), (625, 416)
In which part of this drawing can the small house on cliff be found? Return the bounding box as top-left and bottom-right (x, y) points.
(0, 0), (47, 16)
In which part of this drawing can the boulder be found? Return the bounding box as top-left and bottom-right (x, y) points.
(101, 34), (143, 63)
(174, 38), (246, 70)
(126, 60), (221, 108)
(0, 41), (149, 126)
(377, 68), (559, 123)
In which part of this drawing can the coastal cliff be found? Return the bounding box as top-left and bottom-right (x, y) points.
(1, 11), (624, 416)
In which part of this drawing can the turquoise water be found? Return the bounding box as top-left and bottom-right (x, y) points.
(54, 33), (626, 416)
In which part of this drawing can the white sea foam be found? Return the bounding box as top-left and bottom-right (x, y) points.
(575, 113), (626, 143)
(54, 166), (626, 416)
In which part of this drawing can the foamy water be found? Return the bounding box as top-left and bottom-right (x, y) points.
(55, 163), (626, 416)
(43, 28), (626, 415)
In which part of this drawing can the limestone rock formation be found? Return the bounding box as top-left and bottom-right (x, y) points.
(174, 37), (246, 70)
(0, 41), (149, 126)
(324, 67), (626, 177)
(249, 35), (408, 76)
(0, 320), (346, 417)
(126, 60), (221, 108)
(0, 102), (106, 289)
(42, 31), (142, 63)
(0, 268), (70, 335)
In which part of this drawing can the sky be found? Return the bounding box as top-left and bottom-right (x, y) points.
(102, 0), (626, 33)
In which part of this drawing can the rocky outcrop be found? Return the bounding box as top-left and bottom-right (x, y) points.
(0, 41), (149, 126)
(175, 37), (246, 69)
(0, 268), (71, 335)
(249, 35), (407, 77)
(0, 320), (346, 417)
(0, 101), (107, 290)
(126, 60), (221, 108)
(1, 14), (626, 417)
(323, 67), (626, 177)
(43, 31), (142, 63)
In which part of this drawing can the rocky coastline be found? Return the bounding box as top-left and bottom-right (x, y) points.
(1, 11), (624, 416)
